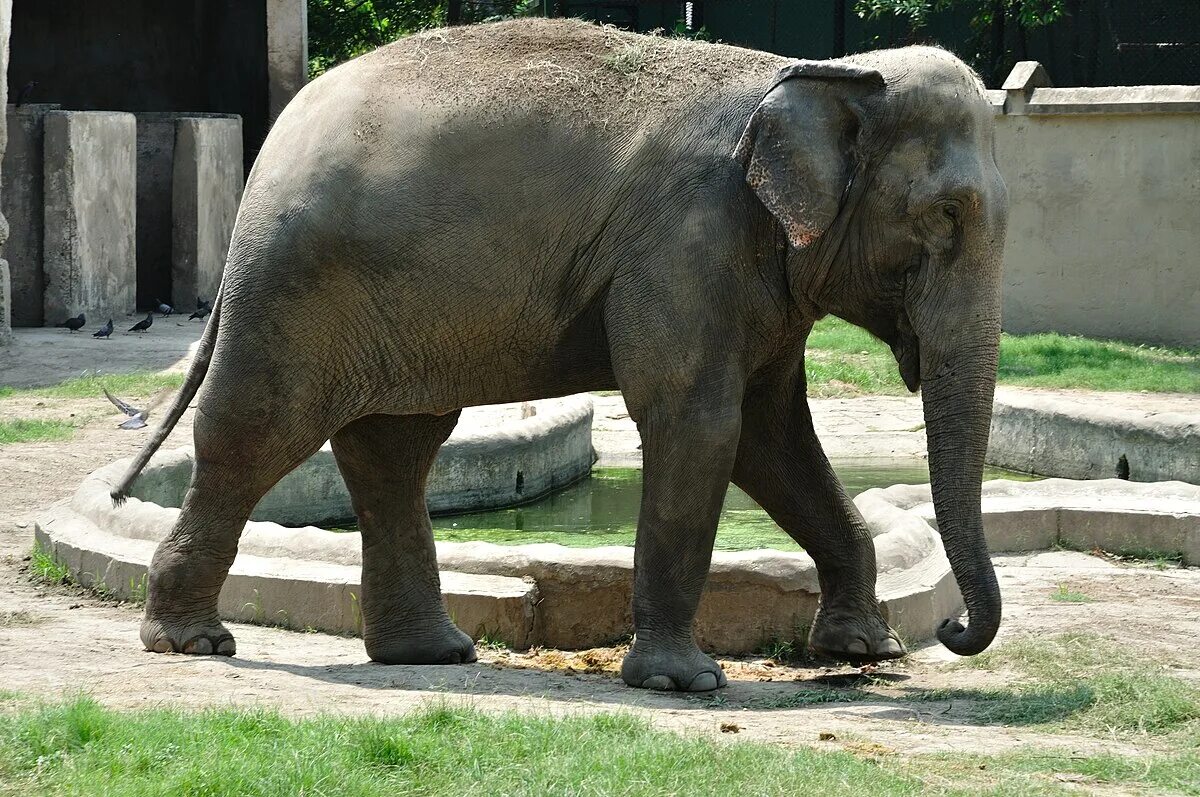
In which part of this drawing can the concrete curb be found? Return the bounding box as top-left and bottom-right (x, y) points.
(988, 390), (1200, 485)
(871, 478), (1200, 565)
(36, 391), (963, 652)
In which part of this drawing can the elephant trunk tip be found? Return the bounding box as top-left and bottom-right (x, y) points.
(936, 616), (998, 656)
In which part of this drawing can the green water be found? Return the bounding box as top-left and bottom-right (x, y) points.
(422, 463), (1035, 551)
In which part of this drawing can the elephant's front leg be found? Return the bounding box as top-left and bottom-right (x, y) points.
(733, 377), (904, 662)
(619, 398), (743, 692)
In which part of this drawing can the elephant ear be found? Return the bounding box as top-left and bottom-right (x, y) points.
(735, 61), (885, 251)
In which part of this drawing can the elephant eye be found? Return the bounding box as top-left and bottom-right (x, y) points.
(941, 202), (960, 222)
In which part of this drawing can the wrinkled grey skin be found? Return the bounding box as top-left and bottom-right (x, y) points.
(115, 21), (1007, 692)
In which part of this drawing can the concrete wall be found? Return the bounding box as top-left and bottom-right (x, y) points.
(42, 111), (136, 324)
(6, 0), (298, 170)
(133, 114), (177, 310)
(2, 103), (55, 326)
(0, 0), (11, 344)
(172, 116), (243, 310)
(267, 0), (308, 121)
(135, 113), (243, 312)
(994, 66), (1200, 347)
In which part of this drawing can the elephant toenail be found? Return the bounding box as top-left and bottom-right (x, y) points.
(641, 675), (677, 691)
(151, 639), (173, 654)
(688, 672), (720, 692)
(846, 639), (868, 655)
(184, 637), (213, 655)
(881, 637), (904, 656)
(216, 637), (236, 656)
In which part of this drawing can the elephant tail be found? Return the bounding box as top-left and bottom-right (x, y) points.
(110, 285), (223, 506)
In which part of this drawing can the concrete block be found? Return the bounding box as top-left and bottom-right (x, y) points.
(988, 390), (1200, 484)
(0, 258), (11, 344)
(981, 508), (1059, 552)
(171, 116), (243, 310)
(2, 103), (59, 326)
(267, 0), (308, 120)
(1057, 508), (1190, 559)
(42, 111), (136, 324)
(133, 113), (179, 310)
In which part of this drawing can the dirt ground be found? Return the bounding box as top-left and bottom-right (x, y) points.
(1, 325), (1198, 762)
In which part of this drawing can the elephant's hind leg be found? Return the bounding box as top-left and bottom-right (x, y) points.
(330, 412), (476, 665)
(141, 407), (331, 656)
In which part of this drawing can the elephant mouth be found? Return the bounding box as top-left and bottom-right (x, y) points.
(889, 311), (921, 392)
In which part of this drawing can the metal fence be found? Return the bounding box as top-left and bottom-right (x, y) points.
(557, 0), (1200, 87)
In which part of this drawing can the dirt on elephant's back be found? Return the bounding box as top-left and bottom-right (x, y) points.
(356, 18), (789, 130)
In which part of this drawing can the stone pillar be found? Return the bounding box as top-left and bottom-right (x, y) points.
(42, 111), (137, 325)
(1002, 61), (1053, 116)
(267, 0), (308, 121)
(3, 103), (59, 326)
(172, 116), (243, 309)
(0, 0), (13, 345)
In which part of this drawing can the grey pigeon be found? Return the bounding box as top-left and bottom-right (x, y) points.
(57, 312), (85, 332)
(101, 386), (169, 429)
(189, 306), (212, 321)
(196, 296), (211, 311)
(93, 319), (113, 339)
(128, 313), (153, 332)
(154, 299), (174, 316)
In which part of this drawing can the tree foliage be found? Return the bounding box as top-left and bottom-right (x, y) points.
(856, 0), (1064, 29)
(855, 0), (1066, 83)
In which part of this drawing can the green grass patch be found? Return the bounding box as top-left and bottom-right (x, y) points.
(927, 748), (1200, 796)
(0, 419), (74, 445)
(1048, 583), (1091, 603)
(959, 633), (1200, 736)
(804, 317), (1200, 395)
(0, 697), (936, 797)
(0, 371), (184, 400)
(29, 542), (72, 586)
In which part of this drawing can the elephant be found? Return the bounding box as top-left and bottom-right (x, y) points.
(113, 18), (1008, 692)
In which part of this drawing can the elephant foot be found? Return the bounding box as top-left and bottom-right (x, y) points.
(620, 637), (728, 692)
(141, 613), (236, 656)
(809, 600), (905, 663)
(365, 623), (478, 665)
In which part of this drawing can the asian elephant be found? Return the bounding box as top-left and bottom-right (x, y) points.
(114, 18), (1007, 692)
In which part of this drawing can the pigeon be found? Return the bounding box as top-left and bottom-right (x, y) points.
(57, 312), (85, 332)
(102, 388), (169, 430)
(189, 306), (212, 321)
(93, 319), (113, 339)
(154, 299), (174, 316)
(196, 296), (211, 311)
(15, 81), (35, 107)
(128, 313), (154, 333)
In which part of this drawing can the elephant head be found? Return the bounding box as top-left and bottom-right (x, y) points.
(736, 48), (1008, 656)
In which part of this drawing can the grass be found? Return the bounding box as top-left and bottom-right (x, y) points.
(959, 633), (1200, 737)
(0, 418), (74, 445)
(0, 371), (184, 400)
(1048, 583), (1091, 603)
(804, 317), (1200, 396)
(28, 542), (72, 586)
(0, 698), (932, 797)
(1, 636), (1196, 796)
(2, 695), (1195, 797)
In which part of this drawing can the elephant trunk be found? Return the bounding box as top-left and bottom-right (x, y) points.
(919, 320), (1002, 656)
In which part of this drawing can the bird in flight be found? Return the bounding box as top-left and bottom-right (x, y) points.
(103, 388), (169, 430)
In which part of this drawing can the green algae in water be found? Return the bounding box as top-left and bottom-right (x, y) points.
(419, 463), (1035, 551)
